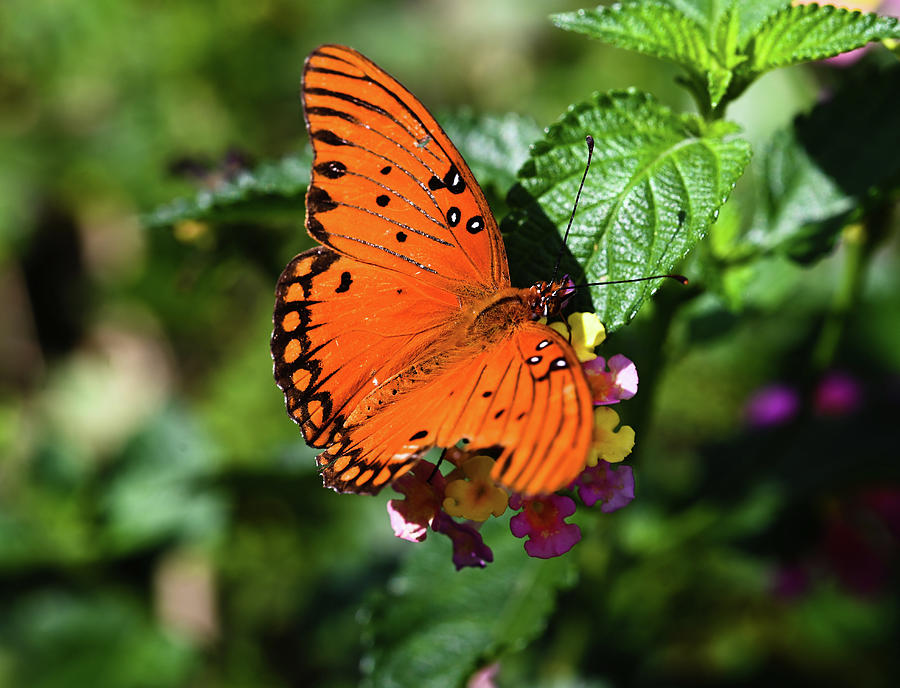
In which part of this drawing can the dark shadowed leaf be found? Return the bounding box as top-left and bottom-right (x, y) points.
(744, 64), (900, 263)
(361, 517), (576, 688)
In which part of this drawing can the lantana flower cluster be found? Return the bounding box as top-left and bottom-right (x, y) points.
(386, 313), (638, 569)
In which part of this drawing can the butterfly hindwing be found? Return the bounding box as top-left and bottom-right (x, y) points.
(318, 323), (593, 495)
(302, 44), (509, 293)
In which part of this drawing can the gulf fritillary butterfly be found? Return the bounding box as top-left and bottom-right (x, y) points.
(272, 45), (593, 496)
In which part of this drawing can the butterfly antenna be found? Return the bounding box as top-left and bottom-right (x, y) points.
(552, 135), (594, 284)
(572, 273), (689, 289)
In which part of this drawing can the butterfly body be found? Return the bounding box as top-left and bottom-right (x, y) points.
(272, 45), (594, 496)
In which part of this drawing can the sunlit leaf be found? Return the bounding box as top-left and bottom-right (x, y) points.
(504, 90), (750, 331)
(745, 3), (900, 74)
(551, 4), (712, 72)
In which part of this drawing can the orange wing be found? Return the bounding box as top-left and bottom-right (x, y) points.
(317, 324), (594, 496)
(302, 44), (509, 293)
(272, 246), (458, 453)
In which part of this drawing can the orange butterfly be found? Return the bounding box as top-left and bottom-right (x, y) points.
(272, 45), (593, 496)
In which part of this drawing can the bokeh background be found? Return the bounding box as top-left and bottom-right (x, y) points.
(2, 1), (899, 686)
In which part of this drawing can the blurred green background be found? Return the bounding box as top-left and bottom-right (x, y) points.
(2, 1), (899, 686)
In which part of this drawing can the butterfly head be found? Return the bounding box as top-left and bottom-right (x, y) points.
(527, 276), (576, 321)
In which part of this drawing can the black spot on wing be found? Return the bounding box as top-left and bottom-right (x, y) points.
(314, 160), (347, 179)
(409, 430), (428, 441)
(311, 129), (348, 146)
(442, 164), (465, 194)
(306, 106), (359, 124)
(335, 271), (352, 293)
(307, 186), (338, 213)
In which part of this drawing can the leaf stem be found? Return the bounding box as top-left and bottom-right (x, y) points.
(810, 210), (879, 369)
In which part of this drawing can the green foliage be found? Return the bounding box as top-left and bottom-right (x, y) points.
(101, 407), (227, 552)
(746, 3), (900, 73)
(505, 91), (750, 331)
(362, 518), (575, 688)
(144, 155), (311, 228)
(727, 63), (900, 265)
(553, 1), (900, 114)
(2, 592), (195, 688)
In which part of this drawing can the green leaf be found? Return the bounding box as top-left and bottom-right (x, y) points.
(361, 517), (575, 688)
(142, 154), (310, 228)
(742, 64), (900, 263)
(503, 90), (750, 332)
(554, 2), (900, 114)
(552, 2), (790, 111)
(748, 128), (852, 262)
(661, 0), (790, 44)
(745, 3), (900, 74)
(551, 3), (712, 73)
(730, 0), (792, 45)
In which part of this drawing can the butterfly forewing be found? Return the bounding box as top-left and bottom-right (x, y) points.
(302, 45), (509, 293)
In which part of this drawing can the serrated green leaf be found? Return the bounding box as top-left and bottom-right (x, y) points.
(142, 154), (311, 228)
(661, 0), (790, 45)
(503, 90), (750, 332)
(551, 1), (788, 113)
(745, 3), (900, 73)
(552, 3), (712, 71)
(555, 1), (900, 116)
(713, 5), (741, 66)
(361, 517), (575, 688)
(730, 0), (792, 44)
